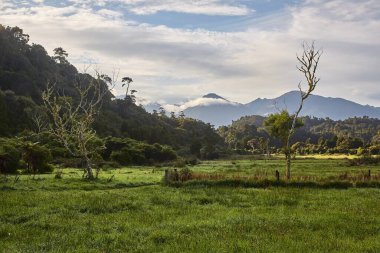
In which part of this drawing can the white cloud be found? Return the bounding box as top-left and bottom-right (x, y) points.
(0, 0), (14, 9)
(127, 0), (251, 16)
(0, 0), (379, 107)
(162, 97), (235, 113)
(67, 0), (252, 16)
(111, 0), (252, 16)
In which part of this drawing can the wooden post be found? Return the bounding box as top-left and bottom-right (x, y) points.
(275, 170), (280, 181)
(368, 169), (371, 179)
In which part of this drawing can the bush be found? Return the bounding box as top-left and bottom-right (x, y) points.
(0, 139), (21, 174)
(200, 145), (220, 160)
(22, 142), (53, 173)
(106, 137), (177, 166)
(348, 155), (380, 166)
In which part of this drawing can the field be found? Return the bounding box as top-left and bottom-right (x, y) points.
(1, 158), (380, 252)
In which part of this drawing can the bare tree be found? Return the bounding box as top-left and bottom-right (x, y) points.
(41, 72), (116, 179)
(285, 42), (322, 179)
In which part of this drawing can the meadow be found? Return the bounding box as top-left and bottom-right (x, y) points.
(1, 158), (380, 252)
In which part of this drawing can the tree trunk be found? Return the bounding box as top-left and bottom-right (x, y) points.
(285, 140), (291, 180)
(84, 155), (94, 179)
(286, 152), (291, 180)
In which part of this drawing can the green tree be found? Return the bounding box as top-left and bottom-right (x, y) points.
(266, 42), (321, 179)
(21, 142), (53, 174)
(53, 47), (69, 64)
(0, 138), (21, 174)
(265, 110), (304, 160)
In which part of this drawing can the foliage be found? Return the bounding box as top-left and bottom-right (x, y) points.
(219, 115), (380, 155)
(348, 155), (380, 166)
(0, 138), (21, 174)
(264, 111), (303, 145)
(105, 137), (177, 165)
(21, 142), (53, 174)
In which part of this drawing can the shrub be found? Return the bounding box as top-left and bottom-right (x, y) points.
(111, 149), (132, 165)
(200, 145), (219, 160)
(348, 155), (380, 166)
(0, 139), (21, 174)
(106, 137), (177, 165)
(21, 142), (53, 173)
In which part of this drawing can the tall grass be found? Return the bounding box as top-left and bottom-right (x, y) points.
(163, 167), (380, 189)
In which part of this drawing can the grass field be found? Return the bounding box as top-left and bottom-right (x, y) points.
(1, 158), (380, 252)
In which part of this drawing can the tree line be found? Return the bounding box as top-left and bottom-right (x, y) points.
(218, 115), (380, 155)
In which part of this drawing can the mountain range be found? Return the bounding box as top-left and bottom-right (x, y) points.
(143, 91), (380, 127)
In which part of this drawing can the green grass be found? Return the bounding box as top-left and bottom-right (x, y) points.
(1, 158), (380, 252)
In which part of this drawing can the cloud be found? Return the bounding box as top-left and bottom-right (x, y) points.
(66, 0), (252, 16)
(126, 0), (251, 16)
(162, 97), (235, 113)
(0, 0), (379, 108)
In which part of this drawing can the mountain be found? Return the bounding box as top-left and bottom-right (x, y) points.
(246, 91), (380, 120)
(184, 102), (252, 127)
(144, 91), (380, 127)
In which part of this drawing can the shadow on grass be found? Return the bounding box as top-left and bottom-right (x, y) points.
(165, 179), (380, 189)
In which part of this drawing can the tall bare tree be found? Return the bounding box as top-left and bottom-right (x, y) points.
(41, 73), (115, 179)
(285, 42), (322, 179)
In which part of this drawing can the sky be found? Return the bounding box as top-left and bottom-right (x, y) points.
(0, 0), (379, 107)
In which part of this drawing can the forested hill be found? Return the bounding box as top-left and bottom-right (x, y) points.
(0, 25), (224, 158)
(218, 115), (380, 151)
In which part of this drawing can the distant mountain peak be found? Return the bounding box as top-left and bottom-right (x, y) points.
(202, 93), (227, 101)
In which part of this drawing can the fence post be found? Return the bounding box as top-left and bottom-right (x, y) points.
(275, 170), (280, 181)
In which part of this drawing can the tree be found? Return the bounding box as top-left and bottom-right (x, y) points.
(6, 26), (29, 44)
(258, 137), (270, 158)
(265, 110), (303, 160)
(53, 47), (69, 64)
(41, 73), (115, 179)
(159, 106), (166, 117)
(266, 42), (322, 179)
(0, 138), (21, 175)
(121, 76), (133, 100)
(21, 142), (53, 174)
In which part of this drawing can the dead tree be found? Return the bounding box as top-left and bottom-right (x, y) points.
(285, 42), (322, 179)
(41, 73), (115, 179)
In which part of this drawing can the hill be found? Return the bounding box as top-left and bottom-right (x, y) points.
(0, 24), (224, 158)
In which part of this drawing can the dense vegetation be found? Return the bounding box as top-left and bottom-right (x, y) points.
(219, 115), (380, 155)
